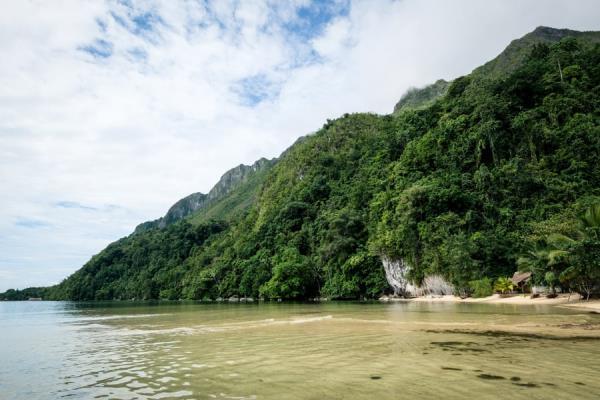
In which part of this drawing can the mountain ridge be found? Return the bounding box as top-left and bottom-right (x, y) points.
(135, 157), (276, 233)
(472, 25), (600, 78)
(393, 26), (600, 113)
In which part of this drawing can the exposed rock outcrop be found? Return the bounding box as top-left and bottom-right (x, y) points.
(381, 257), (417, 297)
(382, 258), (454, 297)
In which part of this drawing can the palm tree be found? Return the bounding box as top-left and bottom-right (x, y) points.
(545, 204), (600, 300)
(494, 277), (515, 295)
(516, 204), (600, 300)
(581, 203), (600, 229)
(516, 243), (550, 278)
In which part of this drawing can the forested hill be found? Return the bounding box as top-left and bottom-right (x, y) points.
(3, 26), (600, 301)
(393, 26), (600, 114)
(135, 157), (275, 233)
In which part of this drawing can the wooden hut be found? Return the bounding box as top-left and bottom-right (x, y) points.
(511, 271), (532, 293)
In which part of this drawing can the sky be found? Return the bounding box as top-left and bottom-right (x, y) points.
(1, 0), (599, 292)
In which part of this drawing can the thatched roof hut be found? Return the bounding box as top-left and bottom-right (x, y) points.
(511, 271), (532, 286)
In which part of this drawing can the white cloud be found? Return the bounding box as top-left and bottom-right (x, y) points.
(0, 0), (599, 291)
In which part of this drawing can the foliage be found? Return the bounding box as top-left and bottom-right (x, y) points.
(187, 159), (275, 224)
(0, 287), (47, 301)
(371, 38), (600, 293)
(544, 271), (558, 294)
(393, 79), (449, 114)
(550, 204), (600, 299)
(519, 203), (600, 299)
(45, 221), (228, 300)
(494, 277), (515, 294)
(3, 35), (600, 301)
(469, 278), (493, 298)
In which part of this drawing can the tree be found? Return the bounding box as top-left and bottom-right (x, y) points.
(545, 204), (600, 300)
(494, 277), (515, 294)
(545, 271), (558, 295)
(516, 244), (550, 285)
(469, 278), (493, 298)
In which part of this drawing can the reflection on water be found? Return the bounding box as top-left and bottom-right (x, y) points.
(1, 301), (599, 399)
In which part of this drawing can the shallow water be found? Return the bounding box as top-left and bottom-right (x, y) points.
(1, 301), (599, 399)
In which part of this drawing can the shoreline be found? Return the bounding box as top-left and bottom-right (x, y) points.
(379, 293), (600, 312)
(2, 295), (600, 312)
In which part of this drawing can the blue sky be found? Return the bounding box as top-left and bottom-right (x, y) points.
(1, 0), (599, 291)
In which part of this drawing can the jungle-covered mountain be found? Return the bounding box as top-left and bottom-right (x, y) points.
(2, 26), (599, 301)
(134, 157), (275, 233)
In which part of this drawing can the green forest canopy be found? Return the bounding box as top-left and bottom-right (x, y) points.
(2, 31), (600, 301)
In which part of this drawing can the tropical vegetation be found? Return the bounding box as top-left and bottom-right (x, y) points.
(1, 27), (599, 302)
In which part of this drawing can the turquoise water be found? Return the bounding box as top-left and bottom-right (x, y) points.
(1, 301), (599, 399)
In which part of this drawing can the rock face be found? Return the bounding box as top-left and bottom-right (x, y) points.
(135, 157), (276, 233)
(381, 258), (454, 297)
(381, 257), (417, 297)
(205, 157), (273, 203)
(159, 192), (207, 228)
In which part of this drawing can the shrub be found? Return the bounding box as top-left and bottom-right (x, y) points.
(469, 277), (493, 298)
(494, 277), (515, 294)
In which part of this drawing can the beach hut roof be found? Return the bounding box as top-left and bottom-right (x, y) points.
(511, 271), (532, 285)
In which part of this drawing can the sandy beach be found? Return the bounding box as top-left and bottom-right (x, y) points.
(380, 293), (600, 312)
